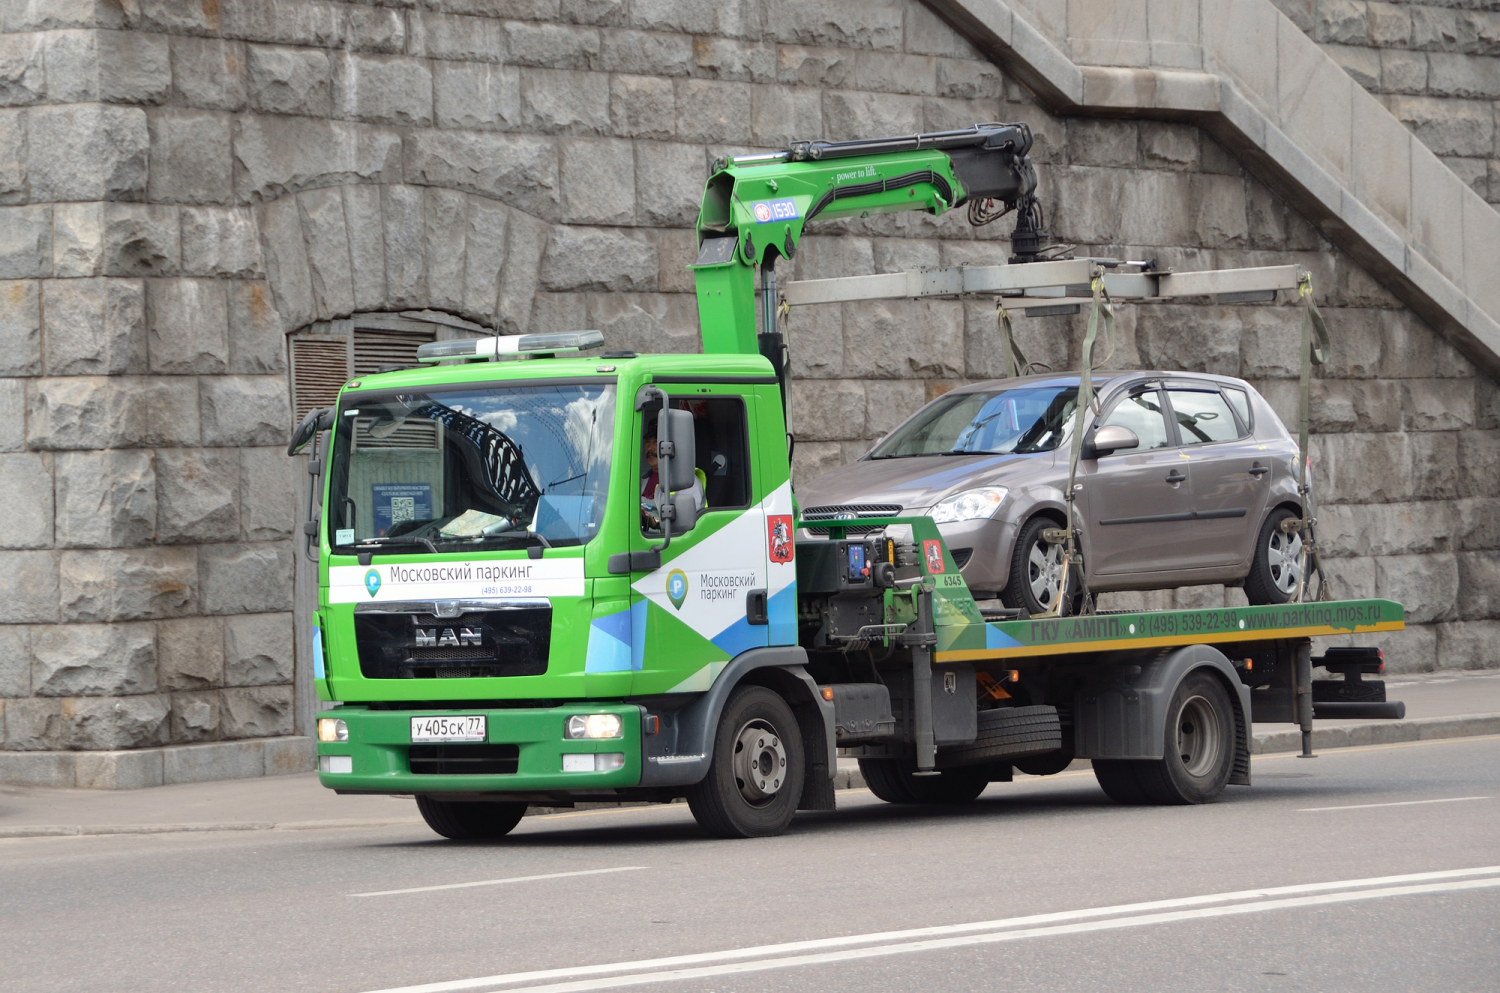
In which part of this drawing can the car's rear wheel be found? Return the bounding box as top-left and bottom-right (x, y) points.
(1001, 517), (1081, 616)
(858, 758), (990, 804)
(1244, 507), (1302, 605)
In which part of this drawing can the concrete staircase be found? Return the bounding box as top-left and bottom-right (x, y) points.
(926, 0), (1500, 379)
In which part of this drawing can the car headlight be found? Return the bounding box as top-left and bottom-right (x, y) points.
(928, 487), (1008, 524)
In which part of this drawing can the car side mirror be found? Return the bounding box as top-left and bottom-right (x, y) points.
(1087, 424), (1140, 458)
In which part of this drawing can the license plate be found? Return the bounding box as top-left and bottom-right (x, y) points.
(411, 715), (486, 743)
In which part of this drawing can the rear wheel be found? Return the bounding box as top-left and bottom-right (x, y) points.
(415, 796), (527, 839)
(1092, 671), (1236, 805)
(686, 685), (805, 838)
(1244, 507), (1302, 605)
(858, 758), (990, 804)
(1001, 517), (1083, 616)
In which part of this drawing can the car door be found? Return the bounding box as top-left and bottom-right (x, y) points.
(1078, 384), (1197, 578)
(1163, 382), (1272, 571)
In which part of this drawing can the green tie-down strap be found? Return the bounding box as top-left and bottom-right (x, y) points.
(1294, 273), (1332, 602)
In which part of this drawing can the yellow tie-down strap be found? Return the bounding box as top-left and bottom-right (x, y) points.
(934, 600), (1405, 663)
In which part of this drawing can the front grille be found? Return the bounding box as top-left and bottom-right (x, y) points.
(951, 547), (973, 568)
(409, 744), (519, 775)
(355, 606), (551, 679)
(801, 503), (904, 536)
(408, 646), (493, 661)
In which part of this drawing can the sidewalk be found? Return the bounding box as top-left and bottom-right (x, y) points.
(3, 671), (1497, 839)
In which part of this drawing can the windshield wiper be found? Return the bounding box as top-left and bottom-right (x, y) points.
(352, 535), (440, 555)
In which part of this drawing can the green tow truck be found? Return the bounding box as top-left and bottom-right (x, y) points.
(289, 125), (1406, 839)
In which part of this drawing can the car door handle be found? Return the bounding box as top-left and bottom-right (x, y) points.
(1164, 472), (1187, 484)
(1248, 465), (1270, 477)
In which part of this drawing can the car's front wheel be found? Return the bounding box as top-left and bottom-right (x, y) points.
(1001, 517), (1080, 616)
(1244, 507), (1302, 605)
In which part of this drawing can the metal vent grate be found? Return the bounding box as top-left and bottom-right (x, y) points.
(352, 417), (442, 450)
(354, 328), (433, 376)
(289, 336), (351, 422)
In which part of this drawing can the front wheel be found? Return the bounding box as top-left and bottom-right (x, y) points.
(1001, 517), (1083, 616)
(1244, 507), (1302, 605)
(686, 685), (806, 838)
(415, 796), (527, 839)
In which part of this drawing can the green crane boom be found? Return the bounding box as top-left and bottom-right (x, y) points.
(690, 124), (1043, 362)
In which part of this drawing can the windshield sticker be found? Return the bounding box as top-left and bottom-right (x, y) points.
(329, 558), (585, 603)
(751, 198), (799, 223)
(372, 483), (432, 537)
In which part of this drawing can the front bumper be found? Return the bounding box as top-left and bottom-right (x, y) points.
(316, 703), (642, 794)
(935, 516), (1020, 593)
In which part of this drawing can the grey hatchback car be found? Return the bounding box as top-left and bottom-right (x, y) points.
(797, 372), (1308, 613)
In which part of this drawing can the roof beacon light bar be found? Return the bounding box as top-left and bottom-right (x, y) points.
(416, 330), (605, 363)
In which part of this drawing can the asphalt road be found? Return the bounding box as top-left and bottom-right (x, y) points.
(3, 736), (1497, 993)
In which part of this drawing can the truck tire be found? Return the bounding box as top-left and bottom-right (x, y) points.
(943, 705), (1062, 766)
(858, 758), (990, 804)
(415, 796), (527, 840)
(1244, 507), (1302, 605)
(686, 685), (805, 838)
(1092, 671), (1235, 805)
(1001, 517), (1083, 616)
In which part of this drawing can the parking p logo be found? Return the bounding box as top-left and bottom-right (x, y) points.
(364, 569), (381, 597)
(666, 569), (688, 610)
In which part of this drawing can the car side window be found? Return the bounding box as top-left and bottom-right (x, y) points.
(1100, 389), (1172, 451)
(1167, 389), (1240, 446)
(1221, 386), (1252, 434)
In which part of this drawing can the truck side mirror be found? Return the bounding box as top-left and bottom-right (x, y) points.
(655, 407), (700, 534)
(657, 408), (698, 491)
(1086, 424), (1140, 459)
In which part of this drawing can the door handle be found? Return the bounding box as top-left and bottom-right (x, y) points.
(745, 588), (768, 625)
(1248, 464), (1270, 477)
(1165, 472), (1187, 484)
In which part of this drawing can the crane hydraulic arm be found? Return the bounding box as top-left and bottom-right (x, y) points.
(691, 124), (1043, 360)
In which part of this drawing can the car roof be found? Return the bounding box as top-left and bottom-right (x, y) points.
(946, 370), (1254, 395)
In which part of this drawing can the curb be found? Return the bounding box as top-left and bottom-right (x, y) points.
(5, 715), (1497, 839)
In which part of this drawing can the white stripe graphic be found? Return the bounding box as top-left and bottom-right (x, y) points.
(1298, 796), (1491, 812)
(350, 866), (648, 898)
(358, 865), (1500, 993)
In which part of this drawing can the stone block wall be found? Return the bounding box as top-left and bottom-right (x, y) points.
(1268, 0), (1500, 208)
(0, 0), (1494, 774)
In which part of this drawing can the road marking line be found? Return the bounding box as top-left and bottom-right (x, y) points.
(357, 865), (1500, 993)
(1298, 796), (1492, 812)
(350, 866), (648, 898)
(473, 877), (1500, 993)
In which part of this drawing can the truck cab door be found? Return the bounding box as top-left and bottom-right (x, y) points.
(626, 390), (770, 695)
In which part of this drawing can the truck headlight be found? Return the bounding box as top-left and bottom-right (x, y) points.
(317, 718), (348, 742)
(566, 714), (623, 739)
(928, 487), (1008, 524)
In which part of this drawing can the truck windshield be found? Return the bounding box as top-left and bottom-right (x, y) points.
(326, 381), (615, 553)
(868, 385), (1079, 458)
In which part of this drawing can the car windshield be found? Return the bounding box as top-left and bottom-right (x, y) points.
(327, 381), (615, 553)
(868, 385), (1079, 458)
